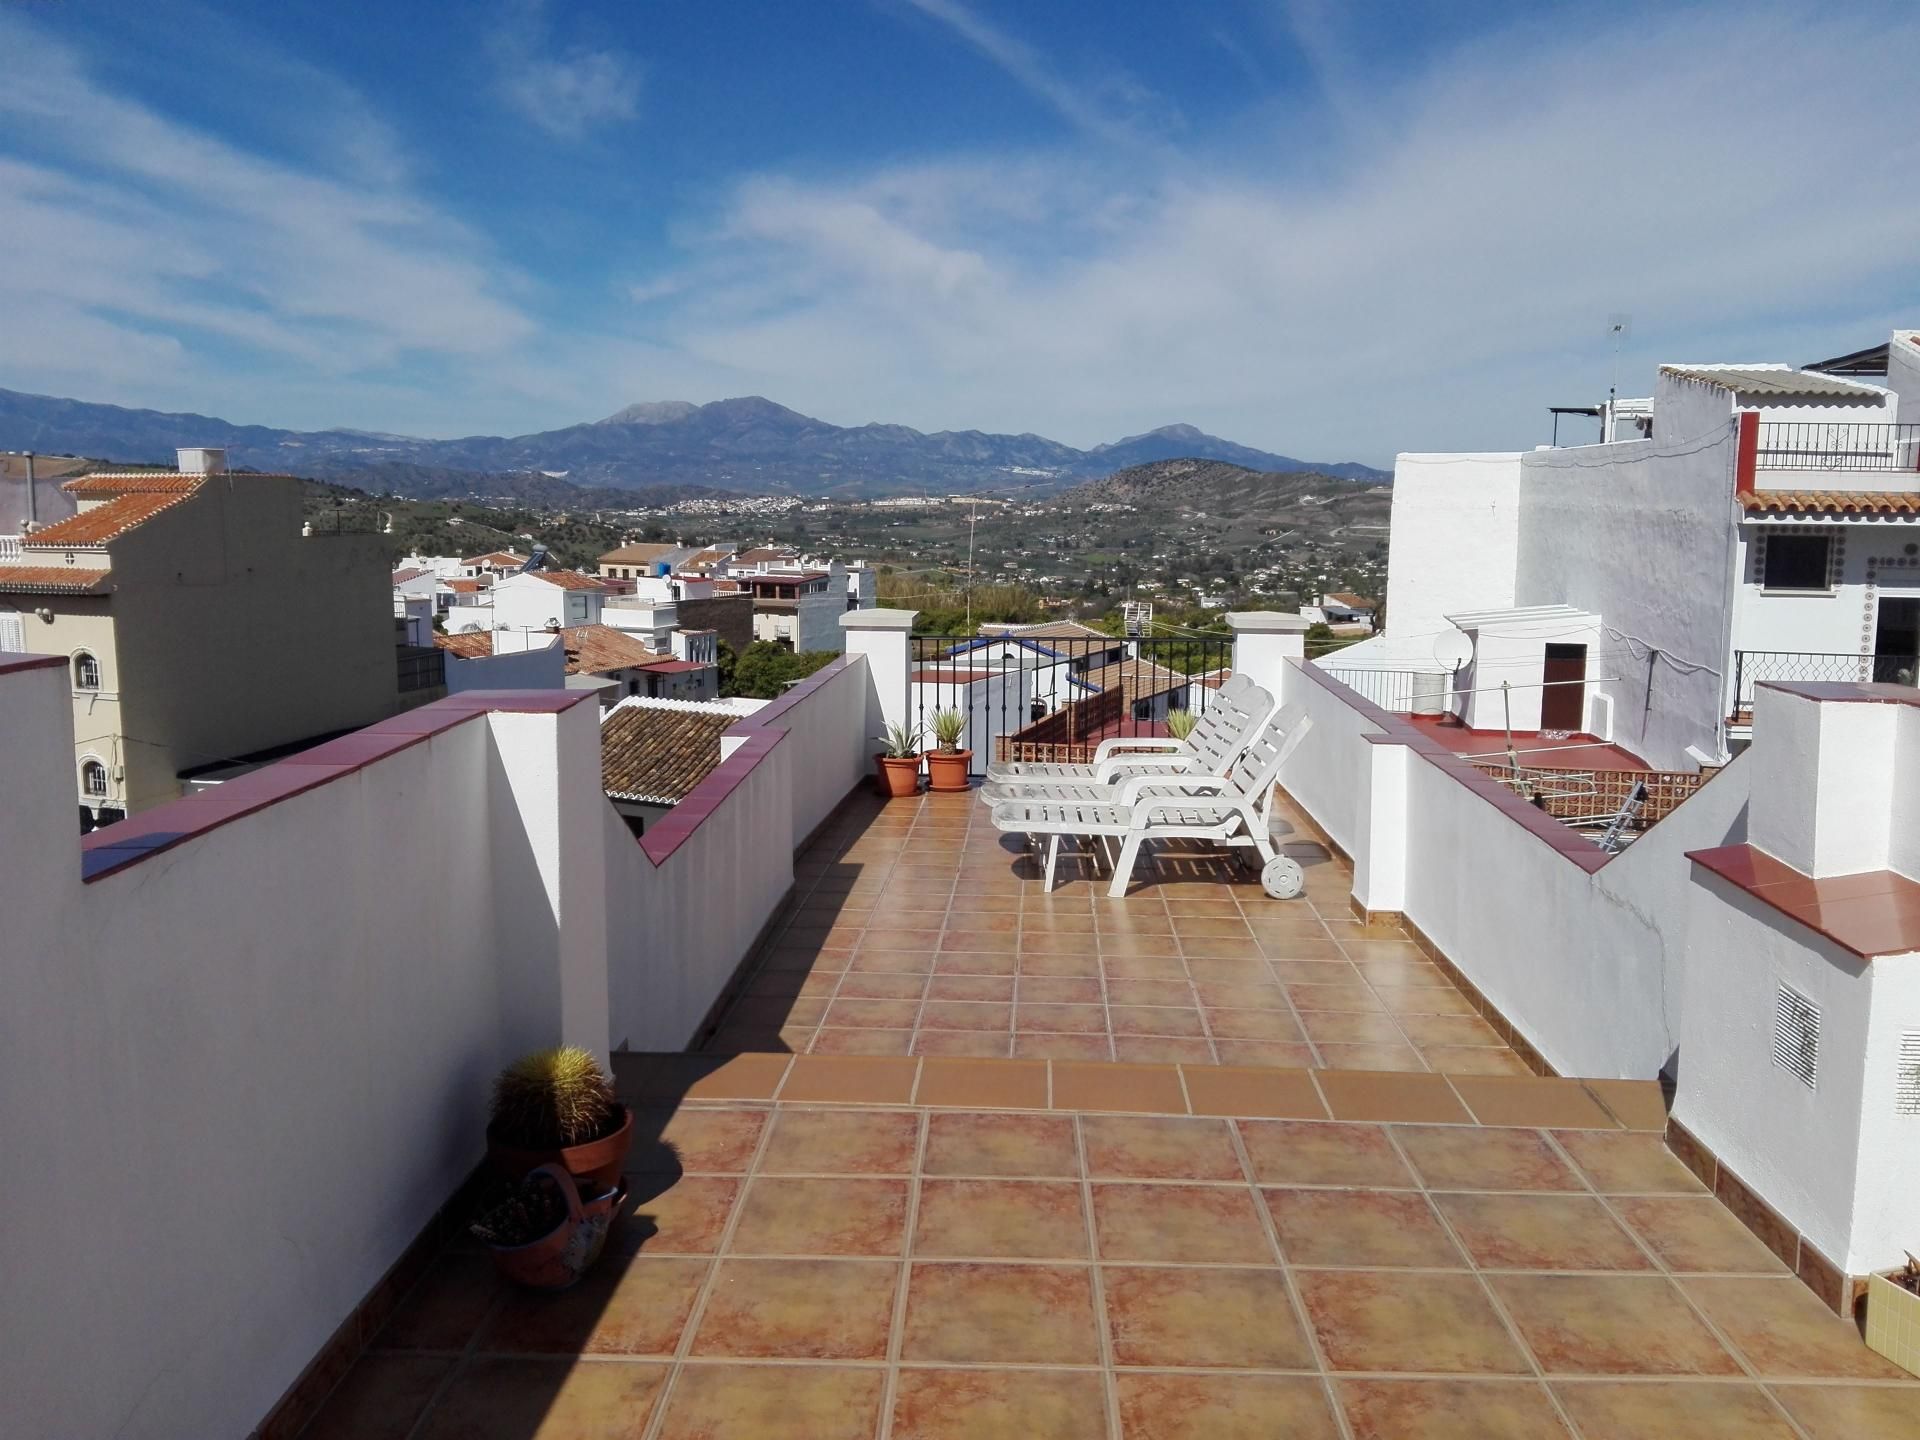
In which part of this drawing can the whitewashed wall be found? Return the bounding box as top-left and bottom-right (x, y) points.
(1730, 521), (1920, 672)
(1378, 451), (1524, 651)
(445, 635), (566, 692)
(0, 664), (608, 1440)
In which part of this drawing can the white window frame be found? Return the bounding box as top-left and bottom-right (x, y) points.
(80, 756), (109, 800)
(72, 649), (101, 691)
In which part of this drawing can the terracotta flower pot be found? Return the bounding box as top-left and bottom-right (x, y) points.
(926, 749), (973, 792)
(484, 1165), (626, 1291)
(875, 753), (921, 798)
(486, 1103), (634, 1190)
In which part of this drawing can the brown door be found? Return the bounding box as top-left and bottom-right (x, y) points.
(1540, 644), (1587, 731)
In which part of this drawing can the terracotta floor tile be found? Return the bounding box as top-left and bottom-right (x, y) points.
(1396, 1012), (1507, 1047)
(919, 1000), (1012, 1031)
(480, 1255), (708, 1356)
(1770, 1383), (1920, 1439)
(1550, 1380), (1801, 1439)
(1395, 1125), (1582, 1191)
(1192, 979), (1292, 1008)
(616, 1052), (790, 1104)
(1287, 982), (1389, 1013)
(809, 1026), (914, 1055)
(1426, 1046), (1534, 1076)
(1099, 952), (1188, 980)
(822, 996), (924, 1029)
(1582, 1079), (1672, 1132)
(730, 1176), (909, 1256)
(1109, 1003), (1206, 1037)
(1489, 1274), (1740, 1376)
(942, 928), (1018, 953)
(1180, 936), (1267, 959)
(1113, 1035), (1218, 1064)
(854, 928), (942, 957)
(1552, 1130), (1705, 1194)
(900, 1261), (1102, 1364)
(1451, 1076), (1619, 1129)
(1238, 1119), (1413, 1187)
(1296, 1270), (1529, 1374)
(1212, 1039), (1319, 1067)
(1316, 1071), (1471, 1123)
(1016, 1001), (1109, 1034)
(371, 1254), (501, 1351)
(778, 1055), (918, 1104)
(1018, 975), (1105, 1004)
(655, 1363), (886, 1440)
(690, 1257), (899, 1359)
(1683, 1276), (1912, 1378)
(613, 1175), (741, 1256)
(1182, 956), (1272, 981)
(1082, 1114), (1246, 1179)
(922, 1110), (1080, 1177)
(1050, 1060), (1187, 1113)
(1204, 1007), (1309, 1042)
(911, 1029), (1014, 1057)
(301, 1354), (455, 1440)
(411, 1357), (668, 1440)
(890, 1368), (1109, 1440)
(932, 949), (1019, 976)
(1020, 929), (1101, 956)
(1256, 937), (1349, 962)
(1015, 1031), (1115, 1060)
(1171, 915), (1256, 938)
(1092, 1183), (1276, 1264)
(758, 1107), (920, 1175)
(1298, 1009), (1408, 1045)
(1181, 1065), (1325, 1118)
(833, 972), (927, 1000)
(914, 1178), (1091, 1258)
(1375, 985), (1479, 1017)
(1435, 1193), (1652, 1271)
(1020, 949), (1104, 978)
(1103, 1265), (1315, 1368)
(1612, 1197), (1790, 1274)
(1113, 1373), (1341, 1440)
(1317, 1041), (1429, 1072)
(1266, 1187), (1465, 1267)
(1336, 1378), (1573, 1440)
(914, 1056), (1048, 1107)
(1350, 957), (1454, 989)
(627, 1107), (768, 1176)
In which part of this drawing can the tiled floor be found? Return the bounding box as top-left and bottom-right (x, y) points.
(702, 787), (1530, 1074)
(300, 1055), (1916, 1439)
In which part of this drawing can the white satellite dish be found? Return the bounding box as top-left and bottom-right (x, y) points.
(1432, 629), (1473, 671)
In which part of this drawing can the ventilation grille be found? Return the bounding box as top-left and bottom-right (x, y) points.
(1773, 985), (1820, 1088)
(1897, 1033), (1920, 1117)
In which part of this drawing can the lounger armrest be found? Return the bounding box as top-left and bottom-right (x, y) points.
(1114, 773), (1231, 806)
(1093, 753), (1194, 784)
(1091, 737), (1185, 763)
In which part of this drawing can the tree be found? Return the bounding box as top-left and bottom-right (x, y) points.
(724, 641), (838, 699)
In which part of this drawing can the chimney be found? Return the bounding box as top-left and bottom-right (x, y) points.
(177, 447), (227, 475)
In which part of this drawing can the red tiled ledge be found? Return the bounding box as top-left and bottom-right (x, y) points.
(78, 689), (599, 884)
(1687, 844), (1920, 959)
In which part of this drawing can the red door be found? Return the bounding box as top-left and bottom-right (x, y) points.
(1541, 644), (1586, 731)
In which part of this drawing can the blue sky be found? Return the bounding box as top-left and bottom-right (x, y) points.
(2, 1), (1917, 465)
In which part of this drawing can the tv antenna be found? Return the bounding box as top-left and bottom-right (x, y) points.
(1606, 313), (1631, 406)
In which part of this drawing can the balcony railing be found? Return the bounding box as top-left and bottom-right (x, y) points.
(1730, 648), (1918, 717)
(1755, 422), (1920, 473)
(1315, 664), (1454, 714)
(0, 534), (21, 561)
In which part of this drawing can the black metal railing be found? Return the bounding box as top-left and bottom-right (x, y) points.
(1755, 422), (1920, 472)
(1730, 649), (1919, 715)
(396, 645), (447, 693)
(1315, 665), (1455, 714)
(906, 632), (1233, 778)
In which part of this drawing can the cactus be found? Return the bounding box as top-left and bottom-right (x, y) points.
(1165, 708), (1198, 740)
(930, 707), (967, 753)
(489, 1046), (617, 1149)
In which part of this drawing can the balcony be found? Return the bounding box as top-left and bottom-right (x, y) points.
(1755, 421), (1920, 473)
(1729, 649), (1918, 722)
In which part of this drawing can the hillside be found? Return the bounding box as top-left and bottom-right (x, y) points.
(1062, 456), (1392, 522)
(0, 386), (1387, 502)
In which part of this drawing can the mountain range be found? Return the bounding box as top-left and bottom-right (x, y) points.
(0, 386), (1387, 502)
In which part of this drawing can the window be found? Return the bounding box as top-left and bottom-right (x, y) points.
(1762, 533), (1832, 592)
(80, 759), (108, 799)
(1133, 698), (1154, 721)
(72, 651), (100, 690)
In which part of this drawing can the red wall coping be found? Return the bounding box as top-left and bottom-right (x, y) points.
(1688, 843), (1920, 960)
(1295, 661), (1610, 874)
(78, 688), (599, 884)
(637, 657), (858, 868)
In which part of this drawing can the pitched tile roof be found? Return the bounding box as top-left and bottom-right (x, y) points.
(524, 569), (609, 591)
(61, 473), (204, 496)
(0, 566), (112, 594)
(444, 578), (488, 593)
(1743, 490), (1920, 515)
(392, 568), (429, 586)
(22, 488), (200, 548)
(599, 542), (682, 565)
(560, 623), (673, 676)
(1071, 657), (1190, 701)
(462, 550), (527, 566)
(1324, 592), (1378, 609)
(600, 701), (736, 803)
(1011, 620), (1114, 641)
(433, 631), (495, 659)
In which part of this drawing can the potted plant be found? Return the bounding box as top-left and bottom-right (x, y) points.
(1165, 708), (1198, 741)
(472, 1164), (625, 1291)
(874, 720), (922, 798)
(926, 707), (972, 792)
(1866, 1252), (1920, 1376)
(485, 1046), (633, 1188)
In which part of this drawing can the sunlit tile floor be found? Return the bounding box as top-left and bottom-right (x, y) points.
(702, 786), (1531, 1073)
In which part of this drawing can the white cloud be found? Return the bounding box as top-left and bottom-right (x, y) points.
(489, 0), (640, 140)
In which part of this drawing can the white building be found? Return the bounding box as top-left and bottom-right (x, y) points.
(1342, 327), (1920, 770)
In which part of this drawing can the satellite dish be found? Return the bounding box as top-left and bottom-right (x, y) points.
(1431, 629), (1473, 671)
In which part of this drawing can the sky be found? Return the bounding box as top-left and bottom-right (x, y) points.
(2, 0), (1917, 466)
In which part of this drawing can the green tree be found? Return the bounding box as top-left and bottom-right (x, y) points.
(724, 642), (838, 699)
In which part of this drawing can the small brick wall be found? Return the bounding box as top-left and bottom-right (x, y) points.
(1468, 762), (1708, 828)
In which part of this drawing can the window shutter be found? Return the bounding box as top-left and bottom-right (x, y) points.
(1772, 985), (1820, 1088)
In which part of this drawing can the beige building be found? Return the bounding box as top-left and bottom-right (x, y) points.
(0, 449), (399, 826)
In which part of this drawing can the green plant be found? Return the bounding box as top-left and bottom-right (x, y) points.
(930, 708), (967, 752)
(470, 1170), (568, 1247)
(1165, 708), (1198, 741)
(489, 1046), (617, 1149)
(876, 720), (921, 758)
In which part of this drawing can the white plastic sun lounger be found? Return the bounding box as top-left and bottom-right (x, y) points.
(979, 673), (1272, 802)
(989, 707), (1314, 899)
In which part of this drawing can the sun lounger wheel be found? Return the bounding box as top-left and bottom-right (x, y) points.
(1261, 855), (1304, 900)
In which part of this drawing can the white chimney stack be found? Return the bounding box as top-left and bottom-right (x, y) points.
(176, 447), (227, 475)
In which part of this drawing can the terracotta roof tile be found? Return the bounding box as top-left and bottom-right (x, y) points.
(600, 703), (735, 803)
(0, 566), (112, 594)
(433, 631), (494, 659)
(61, 473), (204, 496)
(23, 487), (199, 547)
(561, 623), (673, 676)
(444, 578), (487, 593)
(599, 542), (681, 565)
(1072, 657), (1191, 701)
(1743, 490), (1920, 515)
(525, 570), (609, 591)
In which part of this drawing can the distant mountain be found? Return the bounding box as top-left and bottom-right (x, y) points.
(0, 386), (1387, 502)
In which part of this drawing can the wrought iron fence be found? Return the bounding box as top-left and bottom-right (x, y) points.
(907, 631), (1233, 778)
(1315, 665), (1455, 714)
(1755, 422), (1920, 472)
(1729, 649), (1919, 715)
